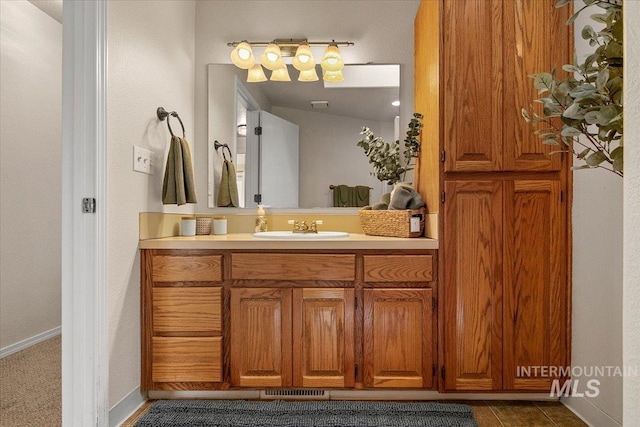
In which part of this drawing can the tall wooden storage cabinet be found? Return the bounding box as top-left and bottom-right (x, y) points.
(415, 0), (572, 392)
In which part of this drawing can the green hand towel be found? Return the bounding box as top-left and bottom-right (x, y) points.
(217, 159), (239, 207)
(180, 137), (197, 204)
(162, 136), (197, 206)
(333, 184), (350, 207)
(355, 185), (370, 207)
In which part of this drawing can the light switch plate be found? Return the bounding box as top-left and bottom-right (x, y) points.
(133, 146), (153, 174)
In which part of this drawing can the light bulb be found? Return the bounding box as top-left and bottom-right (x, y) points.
(293, 44), (316, 72)
(321, 43), (344, 72)
(230, 42), (255, 69)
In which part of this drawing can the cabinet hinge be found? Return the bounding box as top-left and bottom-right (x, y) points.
(441, 150), (446, 163)
(432, 297), (437, 311)
(82, 197), (96, 213)
(354, 297), (358, 310)
(254, 126), (262, 135)
(355, 364), (358, 378)
(432, 364), (436, 378)
(254, 194), (262, 203)
(441, 191), (446, 204)
(560, 191), (564, 202)
(441, 366), (446, 380)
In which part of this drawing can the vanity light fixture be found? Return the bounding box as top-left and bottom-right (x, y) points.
(320, 42), (344, 72)
(293, 44), (315, 71)
(247, 64), (267, 82)
(323, 69), (344, 83)
(230, 41), (255, 69)
(298, 67), (319, 82)
(270, 65), (292, 82)
(227, 39), (353, 82)
(260, 43), (284, 71)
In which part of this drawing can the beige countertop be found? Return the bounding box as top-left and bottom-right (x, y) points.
(139, 233), (439, 250)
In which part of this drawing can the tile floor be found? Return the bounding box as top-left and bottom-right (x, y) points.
(121, 400), (588, 426)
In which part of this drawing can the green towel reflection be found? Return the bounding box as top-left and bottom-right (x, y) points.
(217, 159), (239, 207)
(162, 135), (197, 206)
(333, 185), (370, 207)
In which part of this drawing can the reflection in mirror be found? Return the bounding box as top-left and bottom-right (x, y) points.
(207, 63), (400, 209)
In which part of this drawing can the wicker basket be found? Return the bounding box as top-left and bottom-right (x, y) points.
(359, 208), (426, 238)
(195, 216), (212, 235)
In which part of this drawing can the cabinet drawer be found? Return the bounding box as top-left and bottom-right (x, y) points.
(232, 253), (355, 281)
(153, 255), (222, 282)
(152, 337), (222, 383)
(363, 255), (433, 282)
(153, 287), (221, 333)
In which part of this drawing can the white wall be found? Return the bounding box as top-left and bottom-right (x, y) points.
(194, 0), (420, 212)
(107, 0), (195, 408)
(564, 4), (624, 424)
(271, 106), (392, 208)
(0, 0), (62, 349)
(623, 1), (640, 423)
(562, 3), (623, 425)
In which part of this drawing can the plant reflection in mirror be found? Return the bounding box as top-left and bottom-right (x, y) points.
(357, 113), (423, 184)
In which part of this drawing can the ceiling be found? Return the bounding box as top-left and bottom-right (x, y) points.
(249, 65), (400, 123)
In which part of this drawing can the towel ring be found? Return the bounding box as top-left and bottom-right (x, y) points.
(157, 107), (186, 138)
(214, 140), (233, 162)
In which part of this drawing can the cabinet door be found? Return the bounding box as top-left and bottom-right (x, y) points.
(503, 180), (567, 390)
(443, 0), (503, 172)
(502, 0), (570, 171)
(292, 289), (355, 388)
(443, 181), (503, 391)
(363, 289), (433, 388)
(230, 288), (292, 387)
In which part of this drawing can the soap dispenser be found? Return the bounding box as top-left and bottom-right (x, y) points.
(255, 204), (268, 232)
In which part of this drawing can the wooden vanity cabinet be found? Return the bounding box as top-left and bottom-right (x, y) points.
(141, 251), (224, 390)
(442, 179), (568, 391)
(142, 250), (438, 391)
(415, 0), (571, 392)
(229, 253), (356, 389)
(362, 255), (436, 389)
(440, 0), (570, 173)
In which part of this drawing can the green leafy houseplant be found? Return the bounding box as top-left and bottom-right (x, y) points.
(357, 113), (423, 184)
(521, 0), (623, 177)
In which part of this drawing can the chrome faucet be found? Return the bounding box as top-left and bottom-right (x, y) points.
(288, 219), (323, 234)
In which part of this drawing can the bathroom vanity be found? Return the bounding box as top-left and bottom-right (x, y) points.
(140, 235), (438, 392)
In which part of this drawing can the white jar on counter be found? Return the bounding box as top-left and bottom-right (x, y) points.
(213, 216), (227, 235)
(181, 217), (196, 236)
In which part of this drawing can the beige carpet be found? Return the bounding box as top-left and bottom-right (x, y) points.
(0, 335), (61, 427)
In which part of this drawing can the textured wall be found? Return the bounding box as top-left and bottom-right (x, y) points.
(623, 0), (640, 423)
(107, 0), (195, 408)
(0, 0), (62, 349)
(193, 0), (420, 213)
(562, 4), (623, 424)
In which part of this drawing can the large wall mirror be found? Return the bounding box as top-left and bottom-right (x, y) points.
(207, 63), (400, 210)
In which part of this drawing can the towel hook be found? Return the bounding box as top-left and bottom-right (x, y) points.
(214, 140), (233, 162)
(157, 107), (185, 138)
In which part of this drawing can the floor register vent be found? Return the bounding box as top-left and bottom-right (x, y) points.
(260, 390), (329, 400)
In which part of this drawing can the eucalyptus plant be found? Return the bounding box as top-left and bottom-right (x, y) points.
(521, 0), (623, 177)
(357, 113), (423, 184)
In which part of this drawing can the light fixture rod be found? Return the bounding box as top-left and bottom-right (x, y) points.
(227, 40), (354, 48)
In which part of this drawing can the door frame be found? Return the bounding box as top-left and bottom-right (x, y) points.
(61, 0), (108, 425)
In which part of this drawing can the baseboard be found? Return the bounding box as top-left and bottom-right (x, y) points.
(561, 396), (622, 427)
(148, 390), (557, 401)
(0, 326), (61, 359)
(109, 387), (147, 427)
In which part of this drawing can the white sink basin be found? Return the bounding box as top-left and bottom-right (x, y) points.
(252, 231), (350, 240)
